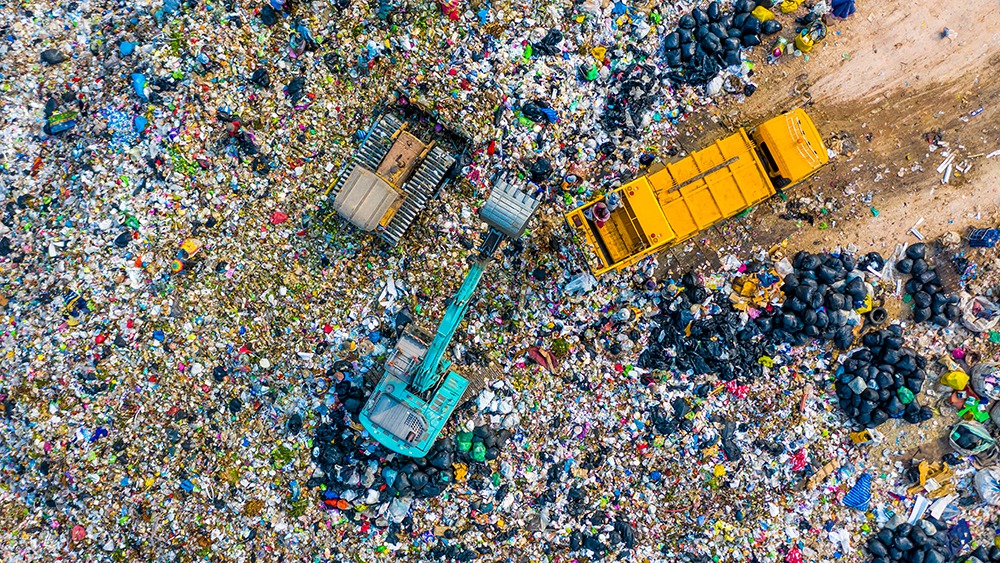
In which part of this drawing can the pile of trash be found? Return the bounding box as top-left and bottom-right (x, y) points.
(639, 272), (776, 382)
(896, 243), (961, 326)
(833, 325), (932, 428)
(774, 250), (871, 349)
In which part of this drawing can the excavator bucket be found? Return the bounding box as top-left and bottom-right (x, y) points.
(479, 178), (541, 239)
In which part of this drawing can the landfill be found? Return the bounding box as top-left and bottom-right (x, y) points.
(2, 0), (1000, 562)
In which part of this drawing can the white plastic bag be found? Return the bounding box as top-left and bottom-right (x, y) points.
(975, 467), (1000, 506)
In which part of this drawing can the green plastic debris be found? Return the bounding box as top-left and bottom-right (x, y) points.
(471, 441), (486, 462)
(456, 431), (473, 452)
(897, 386), (914, 405)
(271, 445), (293, 465)
(870, 207), (879, 217)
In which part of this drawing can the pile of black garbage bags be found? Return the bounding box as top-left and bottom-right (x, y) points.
(639, 272), (775, 381)
(834, 325), (932, 428)
(956, 543), (1000, 563)
(895, 243), (961, 326)
(774, 251), (869, 349)
(663, 0), (783, 85)
(867, 517), (952, 563)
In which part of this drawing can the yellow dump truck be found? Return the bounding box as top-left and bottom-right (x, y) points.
(565, 108), (828, 275)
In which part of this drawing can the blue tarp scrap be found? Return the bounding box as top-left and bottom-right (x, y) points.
(831, 0), (856, 18)
(842, 471), (872, 511)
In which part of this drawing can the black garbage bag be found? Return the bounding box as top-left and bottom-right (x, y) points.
(845, 277), (867, 300)
(285, 76), (306, 102)
(896, 258), (913, 273)
(945, 303), (961, 320)
(707, 1), (721, 21)
(680, 41), (697, 61)
(761, 19), (783, 34)
(701, 34), (722, 53)
(532, 29), (564, 56)
(260, 3), (278, 25)
(678, 28), (694, 44)
(666, 50), (682, 67)
(530, 158), (553, 182)
(861, 251), (885, 271)
(833, 326), (854, 350)
(741, 16), (761, 35)
(678, 14), (696, 29)
(520, 102), (546, 122)
(800, 254), (821, 271)
(722, 37), (741, 52)
(430, 450), (453, 471)
(732, 12), (749, 31)
(734, 0), (754, 12)
(906, 243), (926, 260)
(114, 232), (131, 248)
(868, 539), (888, 558)
(287, 413), (303, 434)
(741, 34), (761, 47)
(912, 291), (932, 309)
(692, 8), (707, 26)
(409, 471), (429, 490)
(664, 32), (680, 50)
(910, 258), (928, 275)
(723, 50), (742, 67)
(249, 67), (270, 88)
(228, 397), (242, 413)
(41, 49), (69, 65)
(695, 24), (710, 41)
(668, 48), (721, 85)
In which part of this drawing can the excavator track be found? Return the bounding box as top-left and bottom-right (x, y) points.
(378, 145), (454, 246)
(327, 114), (402, 203)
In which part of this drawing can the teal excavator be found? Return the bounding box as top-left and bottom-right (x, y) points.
(359, 178), (540, 457)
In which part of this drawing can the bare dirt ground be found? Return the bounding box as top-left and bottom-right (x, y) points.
(657, 0), (1000, 275)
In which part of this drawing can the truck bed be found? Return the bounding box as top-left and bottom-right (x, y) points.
(648, 129), (775, 245)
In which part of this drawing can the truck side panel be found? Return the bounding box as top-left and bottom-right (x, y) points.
(648, 129), (775, 244)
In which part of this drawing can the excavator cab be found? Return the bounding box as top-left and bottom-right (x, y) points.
(359, 178), (540, 457)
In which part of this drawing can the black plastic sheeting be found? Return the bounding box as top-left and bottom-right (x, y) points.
(532, 29), (564, 57)
(639, 273), (776, 382)
(867, 517), (951, 563)
(896, 243), (960, 327)
(833, 325), (932, 429)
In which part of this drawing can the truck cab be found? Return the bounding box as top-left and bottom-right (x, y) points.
(748, 107), (828, 192)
